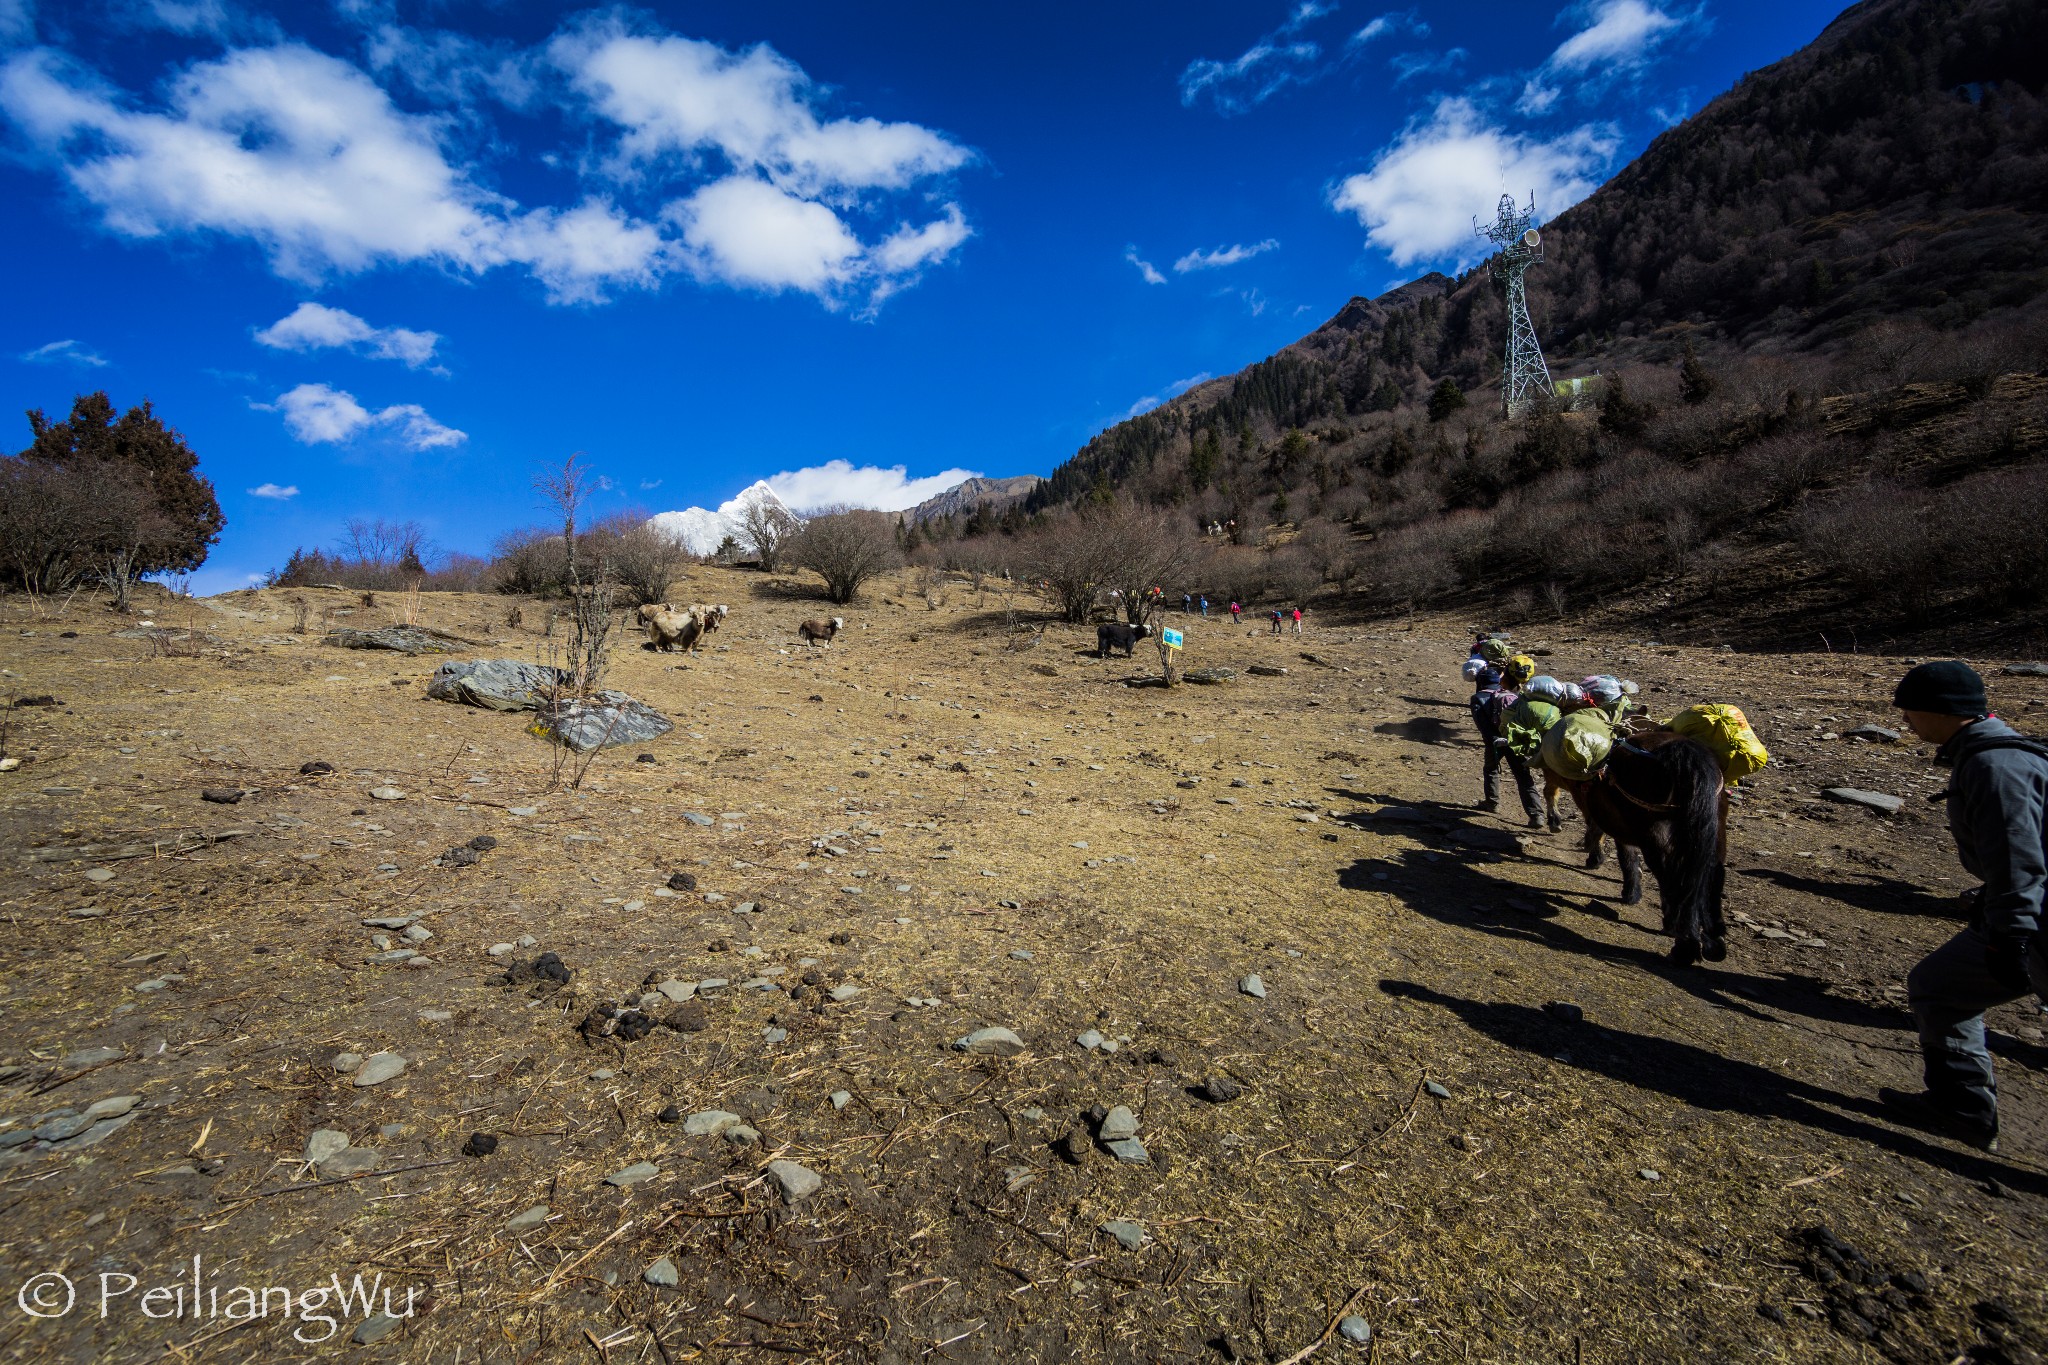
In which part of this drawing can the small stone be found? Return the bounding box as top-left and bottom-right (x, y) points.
(1845, 725), (1901, 743)
(682, 812), (714, 827)
(829, 984), (862, 1002)
(1100, 1219), (1147, 1250)
(1076, 1029), (1105, 1051)
(506, 1205), (549, 1233)
(354, 1314), (404, 1345)
(767, 1159), (822, 1203)
(200, 787), (244, 804)
(684, 1109), (744, 1137)
(304, 1129), (350, 1164)
(462, 1132), (499, 1158)
(83, 1095), (138, 1120)
(369, 786), (406, 801)
(722, 1124), (760, 1145)
(656, 979), (696, 1003)
(351, 1052), (407, 1087)
(1424, 1081), (1451, 1099)
(1105, 1137), (1150, 1164)
(1338, 1315), (1372, 1346)
(644, 1257), (680, 1287)
(321, 1147), (383, 1177)
(1238, 974), (1266, 999)
(330, 1052), (363, 1074)
(507, 806), (538, 817)
(83, 868), (115, 883)
(1198, 1076), (1244, 1103)
(1009, 950), (1035, 961)
(1639, 1168), (1662, 1181)
(468, 834), (498, 851)
(953, 1027), (1027, 1056)
(1054, 1128), (1090, 1164)
(604, 1161), (659, 1187)
(1098, 1105), (1138, 1141)
(762, 1027), (788, 1044)
(831, 1090), (852, 1110)
(1822, 787), (1906, 815)
(35, 1114), (92, 1141)
(1544, 1001), (1585, 1023)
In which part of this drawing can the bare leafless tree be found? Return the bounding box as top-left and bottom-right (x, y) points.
(534, 453), (597, 589)
(785, 506), (899, 603)
(737, 495), (801, 571)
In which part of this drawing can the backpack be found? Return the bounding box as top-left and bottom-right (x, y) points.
(1499, 697), (1561, 758)
(1664, 703), (1770, 786)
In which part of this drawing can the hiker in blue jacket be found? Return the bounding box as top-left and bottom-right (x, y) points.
(1881, 660), (2048, 1152)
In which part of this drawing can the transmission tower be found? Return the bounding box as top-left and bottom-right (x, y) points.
(1476, 192), (1553, 418)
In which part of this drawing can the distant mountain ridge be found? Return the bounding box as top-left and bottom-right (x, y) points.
(909, 475), (1043, 524)
(646, 480), (791, 557)
(646, 472), (1044, 554)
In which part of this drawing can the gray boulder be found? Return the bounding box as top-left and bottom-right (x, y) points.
(427, 658), (571, 713)
(324, 625), (470, 655)
(534, 691), (675, 752)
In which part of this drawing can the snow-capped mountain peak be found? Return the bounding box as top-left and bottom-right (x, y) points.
(646, 481), (794, 557)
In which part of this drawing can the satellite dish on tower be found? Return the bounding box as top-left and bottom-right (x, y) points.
(1522, 228), (1541, 248)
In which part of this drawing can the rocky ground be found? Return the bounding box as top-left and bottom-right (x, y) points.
(0, 568), (2044, 1364)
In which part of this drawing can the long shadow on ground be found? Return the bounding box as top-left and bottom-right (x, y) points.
(1740, 866), (1962, 920)
(1378, 978), (2044, 1193)
(1373, 716), (1467, 745)
(1328, 788), (1912, 1035)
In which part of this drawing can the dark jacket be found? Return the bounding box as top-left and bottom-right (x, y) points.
(1939, 717), (2048, 945)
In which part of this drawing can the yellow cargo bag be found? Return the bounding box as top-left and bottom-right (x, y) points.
(1664, 703), (1770, 785)
(1540, 710), (1615, 782)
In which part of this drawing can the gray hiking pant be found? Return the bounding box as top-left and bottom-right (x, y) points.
(1475, 714), (1541, 818)
(1906, 925), (2048, 1127)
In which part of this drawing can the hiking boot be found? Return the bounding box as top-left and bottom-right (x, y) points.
(1475, 799), (1498, 814)
(1878, 1088), (1999, 1152)
(1525, 814), (1545, 830)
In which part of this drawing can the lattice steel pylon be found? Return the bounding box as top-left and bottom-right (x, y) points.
(1476, 193), (1553, 418)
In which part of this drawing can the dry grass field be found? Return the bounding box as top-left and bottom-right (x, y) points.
(0, 566), (2044, 1364)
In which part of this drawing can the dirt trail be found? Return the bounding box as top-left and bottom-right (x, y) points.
(0, 571), (2042, 1363)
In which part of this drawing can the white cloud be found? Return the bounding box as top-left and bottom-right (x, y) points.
(0, 19), (975, 313)
(20, 338), (105, 366)
(1173, 239), (1278, 273)
(0, 44), (666, 303)
(1389, 48), (1468, 84)
(1516, 80), (1561, 115)
(673, 175), (862, 294)
(265, 381), (466, 449)
(1124, 246), (1165, 285)
(552, 21), (970, 195)
(763, 460), (982, 514)
(247, 481), (299, 499)
(1179, 2), (1334, 115)
(1330, 97), (1617, 266)
(255, 301), (441, 368)
(133, 0), (278, 42)
(1350, 11), (1427, 46)
(1123, 372), (1213, 419)
(638, 478), (662, 490)
(1547, 0), (1687, 72)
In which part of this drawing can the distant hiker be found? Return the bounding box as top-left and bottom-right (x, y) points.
(1182, 593), (1192, 613)
(1291, 607), (1304, 635)
(1269, 609), (1284, 636)
(1882, 661), (2048, 1152)
(1468, 646), (1542, 826)
(1229, 601), (1242, 625)
(1200, 595), (1209, 617)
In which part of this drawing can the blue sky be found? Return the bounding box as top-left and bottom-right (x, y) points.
(0, 0), (1841, 590)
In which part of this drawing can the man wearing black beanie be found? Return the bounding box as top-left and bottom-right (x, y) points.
(1881, 660), (2048, 1152)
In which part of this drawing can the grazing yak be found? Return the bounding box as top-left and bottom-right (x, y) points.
(1097, 622), (1152, 658)
(639, 602), (730, 654)
(797, 616), (845, 647)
